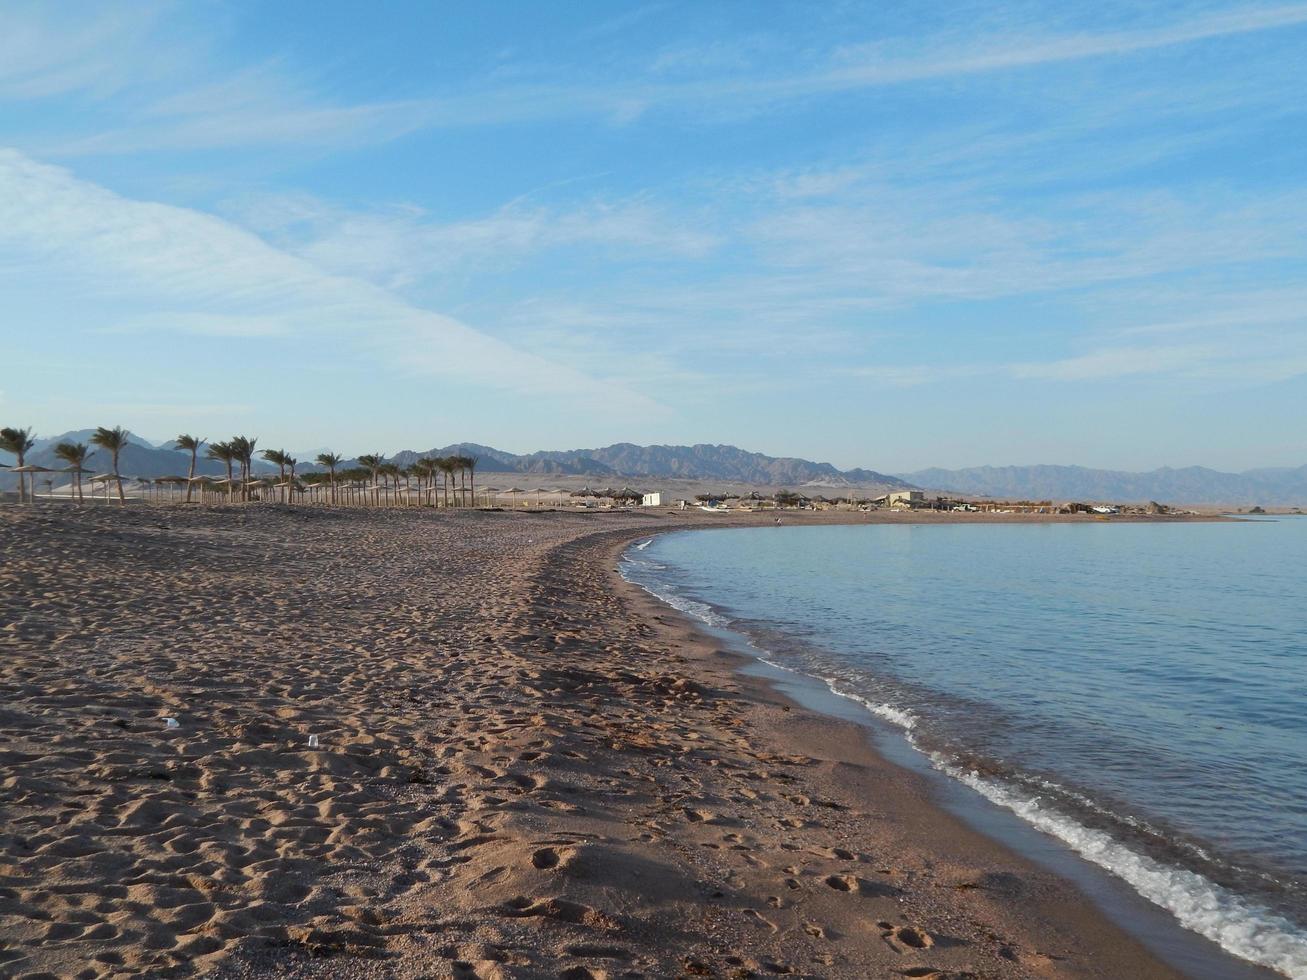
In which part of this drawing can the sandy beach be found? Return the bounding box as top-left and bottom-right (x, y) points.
(0, 504), (1207, 978)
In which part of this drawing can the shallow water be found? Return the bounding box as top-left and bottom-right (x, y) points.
(621, 518), (1307, 977)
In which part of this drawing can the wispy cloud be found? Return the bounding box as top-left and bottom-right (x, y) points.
(839, 326), (1307, 389)
(0, 2), (178, 100)
(228, 192), (721, 290)
(13, 2), (1305, 156)
(0, 149), (664, 413)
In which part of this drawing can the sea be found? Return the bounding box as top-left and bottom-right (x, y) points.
(621, 518), (1307, 978)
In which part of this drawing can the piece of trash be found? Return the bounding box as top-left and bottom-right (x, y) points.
(163, 717), (179, 729)
(307, 734), (320, 748)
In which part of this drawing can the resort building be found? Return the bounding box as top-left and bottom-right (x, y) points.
(872, 490), (926, 508)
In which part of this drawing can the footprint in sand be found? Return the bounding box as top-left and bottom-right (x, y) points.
(825, 874), (899, 898)
(530, 845), (575, 870)
(878, 920), (935, 951)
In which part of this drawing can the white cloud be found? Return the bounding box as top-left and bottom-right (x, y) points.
(0, 3), (177, 100)
(12, 1), (1303, 157)
(0, 148), (665, 413)
(228, 192), (720, 290)
(836, 327), (1307, 389)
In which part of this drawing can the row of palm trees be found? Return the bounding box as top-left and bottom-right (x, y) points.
(2, 425), (132, 504)
(2, 425), (483, 509)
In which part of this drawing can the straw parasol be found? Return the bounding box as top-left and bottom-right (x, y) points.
(8, 464), (54, 502)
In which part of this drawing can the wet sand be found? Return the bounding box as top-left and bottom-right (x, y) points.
(0, 504), (1205, 978)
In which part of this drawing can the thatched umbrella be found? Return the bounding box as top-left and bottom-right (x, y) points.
(502, 487), (525, 508)
(479, 486), (499, 507)
(530, 486), (552, 508)
(9, 464), (55, 503)
(87, 472), (119, 503)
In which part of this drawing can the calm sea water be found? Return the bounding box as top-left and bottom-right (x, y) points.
(621, 519), (1307, 977)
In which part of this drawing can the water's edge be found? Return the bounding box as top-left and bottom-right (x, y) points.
(618, 532), (1291, 980)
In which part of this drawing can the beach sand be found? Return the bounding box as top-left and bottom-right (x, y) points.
(0, 504), (1193, 978)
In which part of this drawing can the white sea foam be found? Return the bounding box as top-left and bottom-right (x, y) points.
(820, 678), (919, 731)
(634, 538), (653, 551)
(809, 669), (1307, 977)
(939, 759), (1307, 978)
(620, 554), (730, 628)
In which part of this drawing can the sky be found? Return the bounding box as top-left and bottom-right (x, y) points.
(2, 1), (1305, 473)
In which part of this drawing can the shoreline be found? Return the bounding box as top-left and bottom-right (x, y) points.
(0, 504), (1264, 978)
(606, 524), (1285, 980)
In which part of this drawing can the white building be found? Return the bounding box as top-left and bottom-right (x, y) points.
(641, 491), (663, 507)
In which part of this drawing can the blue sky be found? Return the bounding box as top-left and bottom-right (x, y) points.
(2, 1), (1305, 472)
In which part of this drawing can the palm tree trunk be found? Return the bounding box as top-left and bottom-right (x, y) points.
(185, 451), (196, 503)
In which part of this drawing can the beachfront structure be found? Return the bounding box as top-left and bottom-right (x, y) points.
(872, 490), (926, 508)
(641, 492), (663, 507)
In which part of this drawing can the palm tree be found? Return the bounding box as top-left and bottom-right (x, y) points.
(230, 435), (258, 501)
(433, 459), (449, 509)
(206, 441), (236, 503)
(261, 449), (289, 503)
(0, 426), (37, 504)
(379, 461), (402, 507)
(464, 454), (479, 508)
(286, 456), (298, 504)
(412, 456), (438, 506)
(316, 452), (342, 505)
(175, 434), (205, 503)
(53, 441), (91, 503)
(90, 426), (130, 502)
(357, 453), (383, 506)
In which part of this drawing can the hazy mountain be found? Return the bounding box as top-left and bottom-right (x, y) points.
(13, 430), (1297, 503)
(0, 430), (273, 489)
(30, 429), (156, 453)
(308, 442), (909, 487)
(898, 463), (1307, 506)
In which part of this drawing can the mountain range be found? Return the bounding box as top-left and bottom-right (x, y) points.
(3, 431), (1303, 504)
(897, 464), (1307, 506)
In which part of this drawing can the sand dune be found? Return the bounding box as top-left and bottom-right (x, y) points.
(0, 505), (1184, 978)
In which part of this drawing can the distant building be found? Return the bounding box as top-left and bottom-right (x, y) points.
(872, 490), (926, 508)
(641, 492), (663, 507)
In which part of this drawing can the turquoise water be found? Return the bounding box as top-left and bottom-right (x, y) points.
(621, 519), (1307, 977)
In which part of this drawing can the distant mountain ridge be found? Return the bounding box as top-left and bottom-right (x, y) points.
(2, 434), (910, 491)
(365, 442), (912, 488)
(898, 463), (1307, 506)
(6, 431), (1302, 503)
